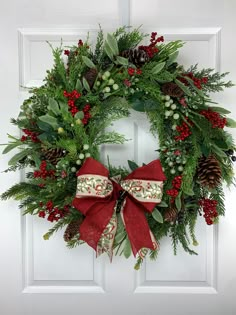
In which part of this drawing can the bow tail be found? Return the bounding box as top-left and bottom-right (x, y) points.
(96, 210), (117, 261)
(78, 200), (116, 252)
(121, 198), (158, 257)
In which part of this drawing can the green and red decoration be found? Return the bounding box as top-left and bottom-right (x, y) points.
(1, 26), (235, 269)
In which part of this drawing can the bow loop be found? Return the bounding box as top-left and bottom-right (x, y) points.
(72, 158), (166, 258)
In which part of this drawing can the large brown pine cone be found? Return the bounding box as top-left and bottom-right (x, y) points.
(197, 155), (222, 189)
(41, 147), (66, 165)
(120, 48), (149, 67)
(161, 82), (184, 98)
(83, 68), (98, 88)
(64, 219), (82, 242)
(164, 206), (178, 222)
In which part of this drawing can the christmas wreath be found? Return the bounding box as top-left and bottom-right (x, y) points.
(1, 26), (235, 269)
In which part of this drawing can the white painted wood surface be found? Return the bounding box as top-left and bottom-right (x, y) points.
(0, 1), (236, 314)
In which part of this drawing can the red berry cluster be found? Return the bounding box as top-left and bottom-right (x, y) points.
(21, 129), (40, 143)
(139, 32), (164, 58)
(33, 161), (55, 179)
(200, 108), (227, 129)
(199, 198), (218, 225)
(64, 49), (70, 56)
(38, 202), (70, 222)
(127, 68), (142, 76)
(63, 90), (81, 116)
(175, 119), (192, 141)
(179, 72), (208, 90)
(166, 175), (182, 202)
(82, 104), (91, 125)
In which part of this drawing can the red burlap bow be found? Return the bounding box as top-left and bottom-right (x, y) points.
(72, 157), (166, 258)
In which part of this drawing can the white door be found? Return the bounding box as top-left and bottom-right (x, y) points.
(1, 1), (236, 314)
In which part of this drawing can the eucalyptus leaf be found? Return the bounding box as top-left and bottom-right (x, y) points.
(183, 76), (204, 97)
(39, 114), (59, 129)
(157, 201), (168, 208)
(226, 118), (236, 128)
(82, 77), (91, 92)
(104, 41), (114, 60)
(75, 79), (83, 91)
(175, 79), (192, 96)
(115, 230), (126, 244)
(123, 238), (132, 258)
(128, 160), (139, 171)
(210, 106), (231, 115)
(8, 149), (31, 166)
(48, 98), (60, 115)
(107, 33), (119, 56)
(211, 143), (227, 158)
(151, 62), (165, 75)
(116, 56), (129, 66)
(166, 51), (179, 67)
(82, 56), (96, 69)
(175, 193), (182, 211)
(74, 111), (84, 120)
(2, 142), (23, 154)
(152, 208), (164, 223)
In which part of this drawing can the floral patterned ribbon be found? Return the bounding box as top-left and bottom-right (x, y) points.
(72, 157), (166, 259)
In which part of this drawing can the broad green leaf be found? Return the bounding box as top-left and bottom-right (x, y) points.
(144, 99), (159, 111)
(183, 76), (204, 98)
(39, 114), (59, 129)
(37, 120), (53, 132)
(107, 33), (119, 56)
(166, 51), (179, 67)
(37, 132), (49, 141)
(2, 142), (22, 154)
(48, 98), (60, 115)
(200, 143), (210, 156)
(59, 101), (69, 115)
(210, 106), (231, 115)
(74, 111), (84, 120)
(175, 79), (192, 96)
(31, 152), (41, 168)
(115, 230), (126, 244)
(151, 62), (165, 75)
(226, 118), (236, 128)
(128, 160), (139, 171)
(131, 99), (145, 112)
(157, 201), (168, 208)
(116, 56), (129, 66)
(213, 139), (229, 150)
(104, 41), (114, 60)
(123, 238), (132, 258)
(8, 149), (30, 166)
(152, 208), (164, 223)
(82, 56), (96, 69)
(82, 77), (91, 92)
(175, 193), (182, 211)
(75, 79), (83, 91)
(211, 143), (227, 158)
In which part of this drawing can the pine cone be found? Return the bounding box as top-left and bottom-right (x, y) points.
(83, 68), (98, 88)
(41, 147), (66, 165)
(64, 219), (82, 242)
(197, 155), (222, 189)
(164, 206), (178, 222)
(120, 48), (149, 67)
(161, 82), (184, 98)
